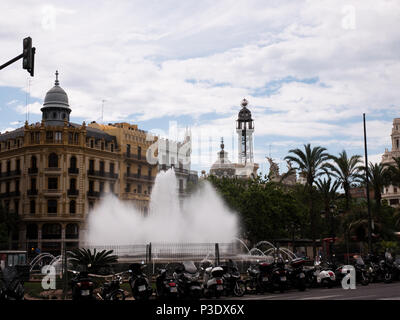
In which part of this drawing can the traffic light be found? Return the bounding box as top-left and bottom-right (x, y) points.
(22, 37), (35, 76)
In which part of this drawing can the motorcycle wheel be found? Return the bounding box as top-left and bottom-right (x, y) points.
(110, 290), (125, 300)
(298, 280), (306, 292)
(244, 280), (255, 294)
(233, 281), (245, 297)
(322, 279), (333, 288)
(384, 273), (393, 284)
(361, 273), (369, 286)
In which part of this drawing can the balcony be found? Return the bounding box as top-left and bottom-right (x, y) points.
(124, 173), (155, 181)
(44, 167), (62, 172)
(0, 191), (21, 198)
(124, 153), (147, 163)
(87, 190), (100, 198)
(43, 189), (62, 197)
(0, 170), (22, 179)
(68, 167), (79, 174)
(87, 170), (118, 179)
(67, 189), (79, 196)
(27, 189), (38, 196)
(28, 167), (38, 174)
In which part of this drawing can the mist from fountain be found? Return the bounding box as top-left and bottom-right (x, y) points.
(85, 169), (239, 245)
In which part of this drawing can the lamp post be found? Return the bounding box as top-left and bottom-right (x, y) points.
(329, 204), (336, 262)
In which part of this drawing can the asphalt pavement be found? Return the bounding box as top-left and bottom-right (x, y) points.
(222, 282), (400, 300)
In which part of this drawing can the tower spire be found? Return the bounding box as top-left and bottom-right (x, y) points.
(55, 70), (59, 86)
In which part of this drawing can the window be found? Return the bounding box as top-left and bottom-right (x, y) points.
(70, 156), (77, 169)
(35, 132), (40, 143)
(101, 142), (104, 150)
(16, 159), (20, 171)
(55, 132), (62, 142)
(52, 112), (57, 119)
(111, 144), (114, 152)
(148, 168), (152, 177)
(179, 179), (184, 192)
(89, 159), (95, 171)
(70, 200), (76, 214)
(126, 183), (130, 192)
(48, 177), (58, 189)
(110, 163), (115, 174)
(70, 178), (76, 190)
(395, 188), (398, 194)
(14, 200), (19, 214)
(48, 153), (58, 167)
(6, 181), (10, 193)
(138, 165), (142, 177)
(138, 146), (142, 159)
(109, 183), (115, 193)
(46, 131), (53, 142)
(127, 144), (131, 156)
(100, 161), (105, 173)
(29, 200), (36, 214)
(31, 156), (37, 169)
(89, 201), (94, 210)
(31, 178), (36, 190)
(74, 133), (79, 144)
(30, 132), (35, 143)
(90, 139), (94, 148)
(47, 200), (57, 214)
(89, 180), (94, 192)
(7, 160), (10, 173)
(100, 182), (104, 193)
(15, 180), (20, 192)
(127, 166), (131, 176)
(138, 184), (142, 194)
(148, 186), (152, 194)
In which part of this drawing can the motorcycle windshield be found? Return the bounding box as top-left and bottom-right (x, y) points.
(183, 261), (197, 274)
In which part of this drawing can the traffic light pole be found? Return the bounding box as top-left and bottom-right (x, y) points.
(0, 53), (24, 70)
(363, 113), (373, 254)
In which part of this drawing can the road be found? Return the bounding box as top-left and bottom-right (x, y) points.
(222, 282), (400, 300)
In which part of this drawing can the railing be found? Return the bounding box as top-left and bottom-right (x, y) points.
(124, 153), (147, 162)
(28, 167), (38, 174)
(0, 191), (21, 198)
(87, 191), (100, 197)
(87, 170), (118, 179)
(67, 189), (79, 196)
(44, 167), (61, 172)
(27, 189), (38, 196)
(68, 167), (79, 174)
(124, 173), (155, 181)
(0, 170), (21, 178)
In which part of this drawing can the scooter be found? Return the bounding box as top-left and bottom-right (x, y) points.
(156, 268), (178, 300)
(128, 263), (153, 300)
(305, 258), (336, 288)
(70, 270), (95, 301)
(221, 260), (245, 297)
(173, 261), (202, 300)
(202, 264), (225, 298)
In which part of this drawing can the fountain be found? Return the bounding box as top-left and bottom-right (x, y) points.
(84, 169), (239, 260)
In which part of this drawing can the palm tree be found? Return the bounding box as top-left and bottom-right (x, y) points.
(315, 176), (341, 214)
(327, 150), (362, 211)
(364, 162), (390, 208)
(284, 143), (330, 257)
(68, 248), (118, 274)
(384, 157), (400, 186)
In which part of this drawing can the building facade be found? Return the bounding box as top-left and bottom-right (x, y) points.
(0, 72), (157, 253)
(381, 118), (400, 207)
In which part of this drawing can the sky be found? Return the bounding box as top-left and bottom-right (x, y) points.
(0, 0), (399, 176)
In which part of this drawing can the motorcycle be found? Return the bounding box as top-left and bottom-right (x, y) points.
(221, 260), (245, 297)
(173, 261), (202, 300)
(381, 251), (396, 283)
(128, 263), (153, 300)
(353, 255), (369, 286)
(270, 257), (288, 293)
(155, 267), (178, 300)
(245, 257), (275, 294)
(97, 275), (125, 300)
(202, 264), (225, 298)
(287, 258), (306, 291)
(305, 259), (336, 288)
(70, 270), (95, 301)
(0, 266), (25, 300)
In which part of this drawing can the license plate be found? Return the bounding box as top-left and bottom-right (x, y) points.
(280, 277), (287, 281)
(217, 285), (223, 291)
(299, 273), (305, 278)
(138, 285), (146, 292)
(81, 290), (90, 296)
(170, 287), (177, 293)
(262, 276), (269, 281)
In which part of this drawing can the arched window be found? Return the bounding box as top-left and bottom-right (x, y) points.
(70, 156), (77, 169)
(48, 153), (58, 167)
(31, 155), (37, 169)
(69, 200), (76, 214)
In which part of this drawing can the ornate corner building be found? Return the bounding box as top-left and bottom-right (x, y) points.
(381, 118), (400, 207)
(0, 72), (157, 254)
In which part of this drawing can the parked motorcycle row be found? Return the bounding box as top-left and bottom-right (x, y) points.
(62, 252), (400, 301)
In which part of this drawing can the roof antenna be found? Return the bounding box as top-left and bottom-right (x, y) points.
(55, 70), (59, 86)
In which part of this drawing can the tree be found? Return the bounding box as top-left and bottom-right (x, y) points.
(363, 162), (390, 208)
(284, 143), (330, 257)
(68, 248), (118, 274)
(327, 150), (362, 211)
